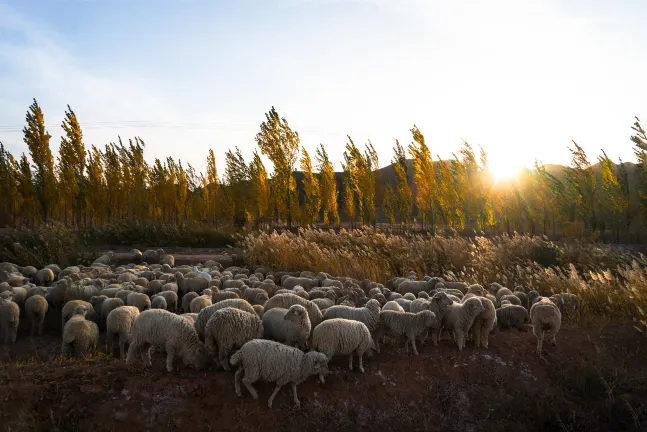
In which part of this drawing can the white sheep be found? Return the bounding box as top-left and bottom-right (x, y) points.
(181, 292), (199, 313)
(192, 266), (212, 281)
(282, 276), (320, 291)
(126, 309), (210, 372)
(61, 305), (100, 358)
(0, 295), (20, 344)
(262, 304), (311, 350)
(468, 296), (496, 349)
(180, 313), (198, 324)
(322, 299), (381, 352)
(310, 318), (375, 381)
(242, 287), (269, 305)
(438, 297), (485, 350)
(189, 289), (214, 313)
(204, 307), (264, 370)
(174, 272), (209, 294)
(25, 294), (48, 336)
(106, 305), (140, 358)
(231, 339), (329, 408)
(530, 297), (562, 355)
(151, 295), (168, 310)
(194, 298), (257, 340)
(33, 268), (55, 286)
(382, 300), (405, 312)
(62, 300), (100, 327)
(264, 294), (323, 330)
(155, 290), (179, 313)
(376, 310), (437, 355)
(495, 305), (529, 331)
(126, 292), (151, 312)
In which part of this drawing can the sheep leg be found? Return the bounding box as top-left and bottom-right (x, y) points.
(61, 342), (69, 357)
(473, 322), (482, 348)
(234, 368), (244, 397)
(409, 335), (419, 355)
(431, 328), (440, 346)
(291, 382), (300, 408)
(141, 344), (153, 367)
(455, 329), (465, 350)
(38, 317), (44, 336)
(535, 329), (544, 355)
(242, 377), (259, 400)
(165, 345), (176, 372)
(119, 335), (127, 359)
(357, 352), (365, 373)
(348, 354), (353, 371)
(267, 384), (283, 408)
(218, 346), (231, 371)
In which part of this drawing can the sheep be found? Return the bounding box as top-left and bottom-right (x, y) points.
(100, 297), (125, 326)
(393, 298), (412, 312)
(92, 251), (113, 266)
(466, 284), (485, 296)
(441, 281), (469, 293)
(21, 266), (38, 278)
(382, 301), (405, 312)
(499, 294), (521, 307)
(62, 300), (100, 327)
(417, 291), (430, 299)
(231, 339), (329, 408)
(33, 268), (55, 286)
(500, 300), (513, 307)
(402, 292), (416, 301)
(105, 306), (140, 358)
(530, 298), (562, 355)
(310, 318), (375, 380)
(312, 297), (335, 311)
(437, 297), (485, 350)
(264, 294), (323, 330)
(468, 296), (496, 349)
(61, 305), (100, 358)
(396, 280), (433, 296)
(495, 287), (514, 303)
(282, 276), (320, 291)
(126, 292), (151, 312)
(180, 313), (198, 324)
(242, 287), (270, 306)
(550, 293), (579, 316)
(194, 299), (257, 340)
(0, 296), (20, 344)
(322, 299), (381, 352)
(181, 292), (199, 313)
(410, 292), (453, 346)
(262, 304), (311, 350)
(190, 289), (214, 313)
(25, 285), (48, 300)
(159, 252), (174, 267)
(154, 290), (178, 313)
(252, 304), (264, 318)
(142, 249), (162, 264)
(175, 271), (209, 294)
(130, 249), (143, 262)
(204, 307), (264, 370)
(376, 310), (438, 355)
(192, 266), (212, 281)
(151, 295), (168, 310)
(514, 291), (530, 310)
(25, 294), (48, 336)
(495, 305), (529, 331)
(126, 309), (210, 372)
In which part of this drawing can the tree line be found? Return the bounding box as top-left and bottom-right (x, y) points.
(1, 99), (646, 242)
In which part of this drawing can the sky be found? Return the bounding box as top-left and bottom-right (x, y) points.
(0, 0), (646, 177)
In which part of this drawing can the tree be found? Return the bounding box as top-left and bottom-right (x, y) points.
(564, 141), (596, 234)
(632, 117), (647, 235)
(224, 147), (249, 227)
(255, 107), (300, 227)
(206, 149), (220, 225)
(315, 144), (339, 226)
(85, 146), (105, 226)
(344, 137), (379, 227)
(383, 184), (396, 225)
(17, 154), (37, 227)
(249, 151), (271, 227)
(300, 147), (320, 225)
(408, 125), (435, 230)
(598, 150), (627, 242)
(0, 144), (18, 227)
(392, 140), (412, 225)
(23, 99), (56, 222)
(58, 105), (86, 225)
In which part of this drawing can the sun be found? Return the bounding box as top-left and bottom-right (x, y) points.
(488, 156), (524, 184)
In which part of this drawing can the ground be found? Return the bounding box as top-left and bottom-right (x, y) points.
(1, 310), (645, 432)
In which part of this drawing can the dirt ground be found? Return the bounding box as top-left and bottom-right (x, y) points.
(1, 311), (646, 432)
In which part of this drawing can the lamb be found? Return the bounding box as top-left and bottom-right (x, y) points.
(467, 296), (496, 349)
(376, 310), (437, 355)
(322, 299), (381, 352)
(310, 318), (375, 380)
(25, 294), (48, 336)
(106, 305), (140, 358)
(204, 307), (264, 370)
(175, 271), (209, 294)
(495, 305), (529, 331)
(181, 292), (199, 313)
(194, 299), (257, 340)
(154, 290), (178, 313)
(126, 292), (152, 312)
(126, 309), (210, 372)
(264, 294), (323, 330)
(151, 295), (168, 310)
(242, 287), (269, 306)
(231, 339), (329, 408)
(262, 304), (311, 350)
(530, 298), (562, 355)
(61, 305), (100, 358)
(62, 300), (100, 327)
(190, 289), (214, 313)
(437, 297), (485, 350)
(382, 301), (405, 312)
(499, 294), (522, 307)
(33, 268), (55, 286)
(0, 295), (20, 344)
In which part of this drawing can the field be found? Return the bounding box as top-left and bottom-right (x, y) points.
(1, 230), (647, 431)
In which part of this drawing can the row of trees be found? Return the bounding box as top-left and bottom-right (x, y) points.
(1, 99), (646, 241)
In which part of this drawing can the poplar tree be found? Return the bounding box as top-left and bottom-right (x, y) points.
(249, 151), (271, 227)
(206, 149), (220, 225)
(315, 144), (339, 226)
(392, 140), (412, 224)
(58, 105), (86, 224)
(408, 125), (435, 229)
(300, 147), (320, 225)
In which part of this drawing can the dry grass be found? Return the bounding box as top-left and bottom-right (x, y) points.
(242, 228), (647, 331)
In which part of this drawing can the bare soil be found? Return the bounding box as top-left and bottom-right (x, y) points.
(1, 312), (646, 432)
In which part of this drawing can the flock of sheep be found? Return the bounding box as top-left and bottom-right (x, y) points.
(0, 248), (575, 408)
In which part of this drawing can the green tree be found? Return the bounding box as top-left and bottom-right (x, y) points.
(344, 137), (379, 227)
(224, 147), (249, 227)
(392, 140), (412, 225)
(23, 99), (56, 222)
(315, 144), (339, 226)
(408, 126), (435, 230)
(249, 151), (271, 227)
(58, 105), (86, 225)
(300, 147), (320, 225)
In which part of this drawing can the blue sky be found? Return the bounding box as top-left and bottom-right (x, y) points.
(1, 0), (646, 177)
